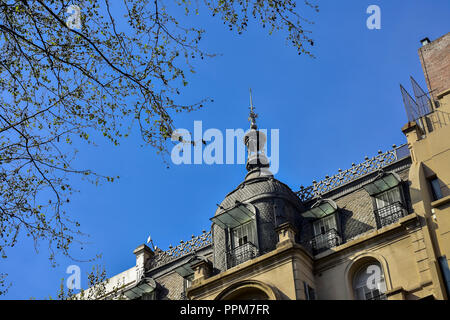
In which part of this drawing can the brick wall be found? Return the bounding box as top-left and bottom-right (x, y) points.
(154, 251), (214, 300)
(336, 188), (377, 242)
(156, 271), (185, 300)
(418, 33), (450, 101)
(336, 168), (410, 242)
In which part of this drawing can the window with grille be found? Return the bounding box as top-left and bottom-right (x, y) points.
(375, 187), (402, 209)
(373, 187), (405, 227)
(227, 220), (258, 268)
(313, 214), (337, 236)
(231, 220), (256, 248)
(311, 214), (340, 252)
(353, 262), (387, 300)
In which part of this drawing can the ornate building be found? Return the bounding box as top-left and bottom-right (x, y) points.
(95, 33), (450, 300)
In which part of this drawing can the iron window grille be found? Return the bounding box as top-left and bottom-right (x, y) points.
(226, 241), (259, 269)
(374, 201), (406, 228)
(353, 262), (388, 300)
(366, 290), (387, 300)
(309, 228), (341, 254)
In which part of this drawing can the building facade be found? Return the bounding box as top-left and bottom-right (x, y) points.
(96, 33), (450, 300)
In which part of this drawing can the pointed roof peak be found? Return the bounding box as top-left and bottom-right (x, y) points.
(248, 88), (258, 129)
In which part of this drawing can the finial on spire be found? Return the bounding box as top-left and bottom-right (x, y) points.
(248, 88), (258, 129)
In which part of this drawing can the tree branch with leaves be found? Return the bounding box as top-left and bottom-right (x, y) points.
(0, 0), (317, 295)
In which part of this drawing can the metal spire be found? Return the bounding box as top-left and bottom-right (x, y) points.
(248, 88), (258, 129)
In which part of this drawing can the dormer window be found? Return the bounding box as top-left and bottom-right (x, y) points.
(231, 220), (256, 248)
(375, 186), (401, 208)
(210, 203), (259, 269)
(302, 199), (341, 254)
(227, 220), (258, 268)
(363, 171), (407, 228)
(123, 277), (157, 300)
(173, 254), (209, 299)
(311, 214), (341, 253)
(313, 214), (336, 235)
(373, 187), (406, 228)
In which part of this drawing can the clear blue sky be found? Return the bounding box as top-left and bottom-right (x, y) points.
(2, 0), (449, 299)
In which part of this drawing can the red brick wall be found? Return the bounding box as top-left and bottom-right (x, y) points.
(418, 32), (450, 101)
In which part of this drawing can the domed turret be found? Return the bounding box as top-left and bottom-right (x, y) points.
(211, 91), (304, 272)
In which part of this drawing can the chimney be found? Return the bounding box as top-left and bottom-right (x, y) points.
(133, 244), (154, 282)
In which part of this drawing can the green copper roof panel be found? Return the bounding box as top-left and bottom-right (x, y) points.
(210, 204), (254, 229)
(301, 200), (337, 219)
(363, 172), (401, 195)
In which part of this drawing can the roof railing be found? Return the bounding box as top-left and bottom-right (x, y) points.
(296, 144), (410, 202)
(149, 230), (212, 269)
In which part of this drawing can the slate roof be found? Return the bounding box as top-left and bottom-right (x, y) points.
(215, 170), (303, 216)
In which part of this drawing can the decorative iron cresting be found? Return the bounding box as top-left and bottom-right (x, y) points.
(296, 144), (410, 202)
(149, 230), (212, 269)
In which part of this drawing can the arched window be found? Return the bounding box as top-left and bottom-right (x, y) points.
(221, 287), (269, 300)
(215, 280), (279, 300)
(353, 261), (387, 300)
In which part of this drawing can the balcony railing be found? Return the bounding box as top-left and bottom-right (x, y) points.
(309, 228), (341, 254)
(374, 201), (406, 228)
(226, 242), (259, 269)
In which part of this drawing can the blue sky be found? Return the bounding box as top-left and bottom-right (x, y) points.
(2, 0), (450, 299)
